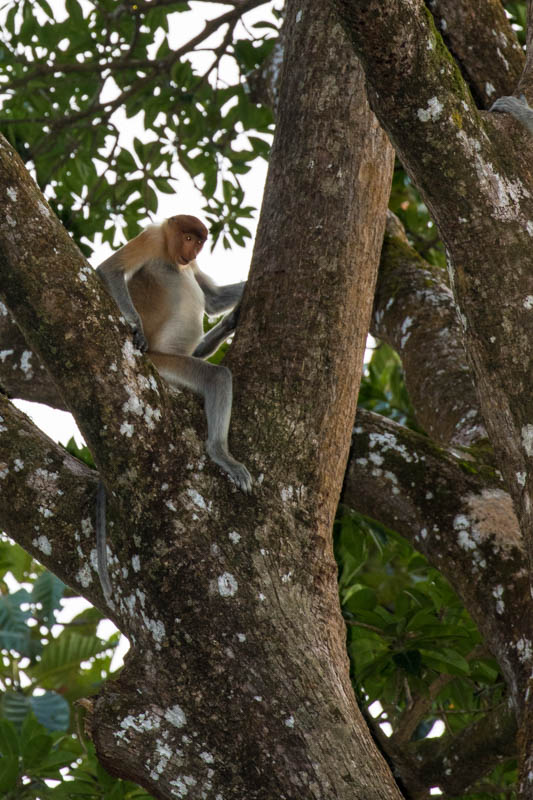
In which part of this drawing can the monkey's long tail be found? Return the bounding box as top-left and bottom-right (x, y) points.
(96, 480), (112, 601)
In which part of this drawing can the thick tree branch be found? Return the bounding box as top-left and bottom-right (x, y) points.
(0, 302), (65, 409)
(344, 410), (530, 712)
(333, 0), (533, 583)
(0, 394), (111, 606)
(373, 213), (486, 447)
(429, 0), (524, 107)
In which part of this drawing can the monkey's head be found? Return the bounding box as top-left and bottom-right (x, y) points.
(165, 214), (208, 268)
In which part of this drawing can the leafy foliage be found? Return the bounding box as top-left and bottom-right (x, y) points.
(0, 535), (152, 798)
(358, 341), (422, 433)
(334, 511), (517, 796)
(0, 0), (277, 253)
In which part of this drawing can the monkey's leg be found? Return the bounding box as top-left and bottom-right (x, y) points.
(150, 352), (252, 493)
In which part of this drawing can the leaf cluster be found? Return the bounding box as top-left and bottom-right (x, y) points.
(0, 0), (277, 253)
(358, 342), (422, 433)
(334, 511), (516, 796)
(0, 535), (152, 798)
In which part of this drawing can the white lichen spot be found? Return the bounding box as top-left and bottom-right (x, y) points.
(32, 535), (52, 555)
(426, 491), (434, 500)
(132, 554), (141, 572)
(516, 638), (533, 663)
(143, 615), (166, 646)
(20, 350), (33, 377)
(417, 96), (444, 122)
(6, 187), (17, 202)
(518, 472), (527, 487)
(122, 385), (143, 417)
(6, 214), (16, 227)
(150, 740), (173, 780)
(281, 572), (293, 583)
(258, 592), (266, 602)
(369, 431), (415, 463)
(187, 488), (208, 510)
(169, 775), (197, 797)
(13, 459), (24, 472)
(144, 404), (162, 429)
(236, 633), (246, 642)
(525, 296), (533, 310)
(76, 563), (93, 588)
(280, 485), (294, 502)
(37, 200), (51, 217)
(228, 530), (241, 544)
(166, 500), (177, 512)
(522, 425), (533, 457)
(400, 316), (413, 348)
(420, 528), (428, 540)
(527, 221), (533, 237)
(38, 505), (54, 518)
(492, 584), (505, 614)
(295, 9), (302, 22)
(369, 452), (384, 466)
(116, 711), (161, 743)
(165, 704), (187, 728)
(0, 349), (14, 362)
(81, 517), (93, 537)
(490, 336), (496, 343)
(218, 572), (238, 597)
(120, 422), (135, 437)
(284, 716), (295, 728)
(485, 82), (496, 97)
(200, 751), (214, 764)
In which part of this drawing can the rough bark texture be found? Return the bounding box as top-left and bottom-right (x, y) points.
(0, 0), (400, 797)
(373, 213), (487, 447)
(429, 0), (524, 107)
(345, 410), (530, 710)
(333, 0), (533, 792)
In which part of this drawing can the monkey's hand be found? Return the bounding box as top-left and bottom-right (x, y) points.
(132, 326), (148, 353)
(490, 95), (533, 134)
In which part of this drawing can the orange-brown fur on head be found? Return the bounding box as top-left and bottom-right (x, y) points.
(164, 214), (208, 268)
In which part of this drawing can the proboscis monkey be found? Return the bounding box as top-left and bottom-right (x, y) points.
(95, 214), (251, 599)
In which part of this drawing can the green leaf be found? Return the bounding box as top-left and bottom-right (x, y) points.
(32, 571), (66, 624)
(30, 692), (70, 732)
(0, 720), (19, 756)
(0, 755), (19, 792)
(22, 732), (54, 769)
(420, 648), (470, 676)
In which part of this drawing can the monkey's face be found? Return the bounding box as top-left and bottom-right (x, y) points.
(179, 232), (205, 265)
(167, 215), (208, 267)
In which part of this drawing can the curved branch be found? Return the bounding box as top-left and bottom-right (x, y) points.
(344, 409), (531, 712)
(429, 0), (524, 107)
(0, 394), (110, 607)
(373, 213), (486, 447)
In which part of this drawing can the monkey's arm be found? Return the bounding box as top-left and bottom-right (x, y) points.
(97, 255), (148, 352)
(192, 303), (241, 359)
(192, 264), (245, 315)
(490, 94), (533, 134)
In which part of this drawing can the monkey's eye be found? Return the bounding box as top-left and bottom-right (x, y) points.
(185, 235), (192, 241)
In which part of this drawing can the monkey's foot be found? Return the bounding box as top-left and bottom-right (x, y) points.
(226, 462), (253, 494)
(206, 442), (252, 494)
